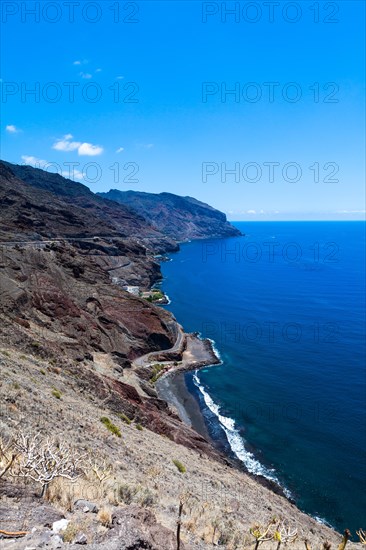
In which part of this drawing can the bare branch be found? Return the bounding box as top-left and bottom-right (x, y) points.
(10, 432), (87, 495)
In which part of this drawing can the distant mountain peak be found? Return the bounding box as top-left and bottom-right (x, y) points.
(98, 189), (241, 242)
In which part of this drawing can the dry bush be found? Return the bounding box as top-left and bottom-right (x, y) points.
(62, 521), (80, 543)
(46, 477), (76, 511)
(0, 436), (17, 479)
(106, 488), (119, 506)
(11, 432), (86, 496)
(47, 475), (112, 511)
(183, 500), (213, 541)
(87, 455), (113, 484)
(97, 506), (113, 527)
(357, 529), (366, 545)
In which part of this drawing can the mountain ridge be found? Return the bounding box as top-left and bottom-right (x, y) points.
(98, 188), (241, 242)
(1, 161), (241, 246)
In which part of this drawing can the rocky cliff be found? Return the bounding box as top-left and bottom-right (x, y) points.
(98, 189), (242, 242)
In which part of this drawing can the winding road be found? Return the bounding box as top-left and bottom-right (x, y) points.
(132, 325), (185, 369)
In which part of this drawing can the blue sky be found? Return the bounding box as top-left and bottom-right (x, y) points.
(1, 0), (365, 220)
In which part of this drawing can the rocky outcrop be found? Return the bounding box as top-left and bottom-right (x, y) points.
(98, 189), (242, 242)
(0, 486), (181, 550)
(103, 506), (183, 550)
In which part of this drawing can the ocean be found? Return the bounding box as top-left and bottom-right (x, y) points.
(159, 221), (366, 533)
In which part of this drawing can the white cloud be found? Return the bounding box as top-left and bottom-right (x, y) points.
(52, 135), (103, 156)
(95, 68), (102, 73)
(73, 60), (81, 65)
(116, 147), (124, 153)
(79, 72), (92, 79)
(62, 168), (84, 181)
(52, 135), (81, 152)
(6, 124), (20, 133)
(21, 155), (48, 168)
(247, 209), (256, 214)
(78, 142), (103, 156)
(21, 155), (84, 181)
(116, 76), (124, 80)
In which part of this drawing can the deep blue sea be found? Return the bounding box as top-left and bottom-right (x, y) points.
(160, 221), (366, 533)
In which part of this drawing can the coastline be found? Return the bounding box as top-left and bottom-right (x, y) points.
(155, 332), (221, 443)
(152, 226), (365, 532)
(157, 371), (211, 441)
(155, 330), (291, 500)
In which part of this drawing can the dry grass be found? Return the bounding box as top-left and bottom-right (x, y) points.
(61, 521), (80, 543)
(97, 506), (113, 527)
(46, 477), (107, 512)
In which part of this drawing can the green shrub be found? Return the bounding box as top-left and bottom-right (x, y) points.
(100, 416), (121, 437)
(117, 413), (131, 425)
(150, 363), (165, 385)
(40, 369), (46, 375)
(52, 389), (62, 399)
(151, 290), (164, 301)
(135, 423), (143, 431)
(145, 290), (164, 303)
(172, 459), (186, 473)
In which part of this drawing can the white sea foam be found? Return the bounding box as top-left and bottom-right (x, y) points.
(192, 370), (292, 497)
(195, 334), (223, 363)
(314, 515), (333, 528)
(207, 338), (223, 362)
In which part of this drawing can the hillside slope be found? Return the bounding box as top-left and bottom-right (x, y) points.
(98, 189), (241, 241)
(0, 161), (178, 253)
(0, 160), (357, 549)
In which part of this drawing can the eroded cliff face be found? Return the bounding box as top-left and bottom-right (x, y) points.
(98, 189), (242, 242)
(0, 242), (177, 364)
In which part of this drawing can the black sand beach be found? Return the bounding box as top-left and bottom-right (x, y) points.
(156, 333), (220, 442)
(157, 371), (211, 440)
